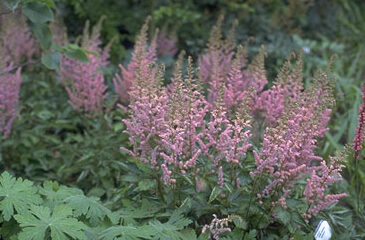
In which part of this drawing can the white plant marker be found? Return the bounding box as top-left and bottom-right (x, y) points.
(314, 220), (332, 240)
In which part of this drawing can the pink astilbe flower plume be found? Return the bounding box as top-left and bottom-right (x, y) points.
(202, 214), (233, 240)
(354, 84), (365, 160)
(251, 67), (336, 209)
(0, 54), (22, 139)
(161, 56), (209, 174)
(113, 17), (158, 103)
(199, 15), (237, 103)
(204, 86), (252, 186)
(0, 13), (37, 65)
(303, 151), (346, 220)
(156, 27), (177, 56)
(60, 18), (109, 114)
(121, 63), (171, 182)
(253, 52), (303, 124)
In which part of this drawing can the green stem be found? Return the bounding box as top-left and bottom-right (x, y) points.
(156, 175), (166, 203)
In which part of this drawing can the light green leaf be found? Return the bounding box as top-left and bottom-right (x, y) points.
(208, 187), (222, 203)
(62, 44), (89, 62)
(41, 52), (61, 70)
(14, 205), (87, 240)
(63, 194), (112, 225)
(0, 172), (42, 221)
(39, 181), (83, 204)
(99, 225), (155, 240)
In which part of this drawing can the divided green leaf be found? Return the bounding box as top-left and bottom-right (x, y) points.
(0, 172), (42, 221)
(14, 205), (87, 240)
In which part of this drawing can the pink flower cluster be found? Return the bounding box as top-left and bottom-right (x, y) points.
(122, 52), (252, 186)
(303, 154), (346, 220)
(198, 16), (237, 104)
(156, 29), (177, 56)
(113, 18), (157, 103)
(198, 18), (303, 126)
(0, 14), (37, 65)
(250, 69), (345, 218)
(353, 84), (365, 160)
(202, 214), (232, 240)
(0, 57), (22, 139)
(60, 20), (109, 114)
(120, 18), (345, 219)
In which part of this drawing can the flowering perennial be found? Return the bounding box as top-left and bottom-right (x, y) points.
(60, 19), (109, 114)
(120, 20), (346, 221)
(156, 29), (177, 56)
(113, 17), (157, 103)
(122, 54), (252, 186)
(202, 214), (234, 240)
(0, 14), (37, 65)
(354, 84), (365, 160)
(0, 57), (22, 139)
(303, 153), (346, 220)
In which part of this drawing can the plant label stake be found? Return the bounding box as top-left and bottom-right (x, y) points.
(314, 220), (332, 240)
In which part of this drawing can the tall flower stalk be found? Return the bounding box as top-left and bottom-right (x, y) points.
(113, 17), (157, 104)
(59, 19), (109, 115)
(0, 55), (22, 139)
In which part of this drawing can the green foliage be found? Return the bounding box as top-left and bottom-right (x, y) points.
(41, 52), (61, 69)
(14, 205), (86, 240)
(22, 1), (54, 23)
(0, 172), (42, 221)
(63, 194), (112, 225)
(0, 172), (200, 240)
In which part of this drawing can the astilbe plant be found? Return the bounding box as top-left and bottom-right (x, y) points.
(119, 20), (347, 237)
(59, 19), (109, 114)
(251, 68), (341, 211)
(0, 54), (22, 139)
(0, 13), (37, 65)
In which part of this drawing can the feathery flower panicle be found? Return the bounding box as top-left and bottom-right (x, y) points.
(0, 56), (22, 139)
(204, 86), (252, 186)
(122, 52), (252, 187)
(354, 84), (365, 160)
(121, 63), (171, 181)
(223, 44), (249, 108)
(113, 17), (157, 103)
(0, 14), (37, 65)
(156, 28), (177, 56)
(253, 53), (303, 125)
(202, 215), (240, 240)
(303, 151), (346, 220)
(60, 19), (109, 114)
(251, 69), (334, 209)
(199, 16), (237, 103)
(161, 56), (209, 174)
